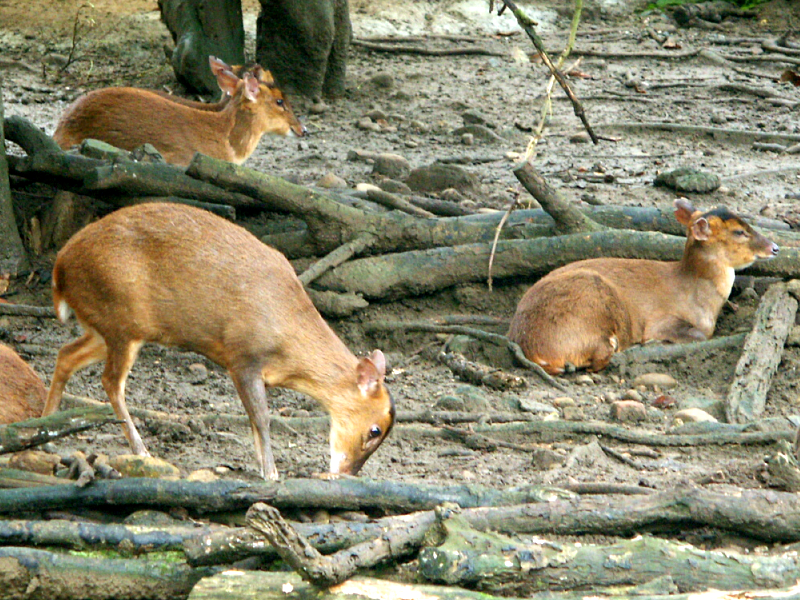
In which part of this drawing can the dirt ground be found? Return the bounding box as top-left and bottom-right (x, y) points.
(1, 0), (800, 509)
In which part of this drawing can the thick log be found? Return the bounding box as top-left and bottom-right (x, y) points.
(187, 484), (800, 566)
(0, 405), (118, 454)
(0, 546), (210, 600)
(0, 517), (215, 552)
(315, 232), (800, 299)
(418, 513), (800, 594)
(727, 282), (799, 423)
(0, 477), (566, 516)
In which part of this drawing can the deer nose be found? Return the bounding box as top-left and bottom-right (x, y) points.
(771, 243), (779, 256)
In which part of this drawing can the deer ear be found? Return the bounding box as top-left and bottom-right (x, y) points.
(209, 56), (231, 77)
(243, 73), (260, 102)
(674, 198), (695, 226)
(691, 216), (711, 241)
(216, 68), (240, 96)
(256, 67), (275, 85)
(357, 350), (386, 396)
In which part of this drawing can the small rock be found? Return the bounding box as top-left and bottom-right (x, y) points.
(452, 125), (504, 143)
(633, 373), (678, 390)
(654, 167), (721, 193)
(455, 385), (491, 412)
(109, 455), (181, 480)
(574, 374), (594, 385)
(309, 101), (328, 114)
(461, 133), (474, 146)
(366, 108), (387, 121)
(187, 468), (219, 482)
(313, 509), (331, 524)
(610, 400), (647, 423)
(552, 397), (576, 408)
(671, 408), (717, 426)
(623, 388), (644, 402)
(440, 188), (465, 203)
(187, 362), (208, 384)
(356, 117), (381, 132)
(369, 73), (394, 89)
(530, 447), (563, 470)
(561, 406), (584, 421)
(406, 164), (479, 193)
(347, 149), (380, 162)
(677, 397), (725, 421)
(517, 397), (558, 414)
(317, 172), (348, 189)
(570, 132), (591, 144)
(378, 179), (412, 194)
(355, 182), (382, 193)
(434, 395), (466, 411)
(372, 153), (411, 179)
(409, 120), (430, 134)
(461, 109), (494, 127)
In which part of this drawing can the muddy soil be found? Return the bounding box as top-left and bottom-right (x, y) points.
(1, 0), (800, 508)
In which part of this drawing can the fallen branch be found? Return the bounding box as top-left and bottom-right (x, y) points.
(0, 303), (56, 318)
(0, 546), (210, 600)
(437, 351), (526, 390)
(726, 282), (798, 423)
(351, 39), (504, 56)
(609, 332), (747, 372)
(0, 405), (118, 454)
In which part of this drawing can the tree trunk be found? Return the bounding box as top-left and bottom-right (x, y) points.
(256, 0), (350, 101)
(418, 513), (800, 594)
(158, 0), (245, 94)
(0, 84), (28, 274)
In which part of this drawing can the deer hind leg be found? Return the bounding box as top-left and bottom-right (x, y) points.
(101, 340), (147, 455)
(231, 367), (277, 481)
(44, 330), (108, 417)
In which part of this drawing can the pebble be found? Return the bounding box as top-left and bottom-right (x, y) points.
(406, 164), (478, 193)
(372, 153), (411, 179)
(187, 362), (208, 384)
(671, 408), (717, 426)
(461, 109), (493, 127)
(452, 124), (504, 143)
(530, 447), (563, 470)
(552, 397), (576, 408)
(109, 455), (181, 480)
(461, 133), (474, 146)
(633, 373), (678, 390)
(574, 374), (594, 385)
(610, 400), (647, 423)
(517, 397), (558, 414)
(409, 120), (430, 134)
(369, 73), (394, 89)
(187, 468), (219, 482)
(366, 108), (387, 121)
(317, 172), (348, 189)
(561, 406), (584, 421)
(570, 132), (591, 144)
(678, 396), (725, 420)
(378, 179), (413, 194)
(440, 188), (465, 202)
(355, 182), (382, 193)
(356, 117), (381, 132)
(623, 388), (644, 402)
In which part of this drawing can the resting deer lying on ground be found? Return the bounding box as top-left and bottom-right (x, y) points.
(508, 199), (778, 375)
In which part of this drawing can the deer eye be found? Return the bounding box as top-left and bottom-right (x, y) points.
(276, 98), (284, 107)
(733, 229), (749, 239)
(369, 425), (382, 439)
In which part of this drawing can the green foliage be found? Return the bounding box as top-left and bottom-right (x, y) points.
(645, 0), (769, 10)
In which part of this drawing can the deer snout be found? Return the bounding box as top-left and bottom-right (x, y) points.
(289, 122), (307, 138)
(770, 242), (779, 256)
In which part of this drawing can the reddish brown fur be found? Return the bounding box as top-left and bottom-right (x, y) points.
(53, 62), (305, 167)
(0, 343), (46, 424)
(43, 203), (394, 479)
(508, 199), (779, 375)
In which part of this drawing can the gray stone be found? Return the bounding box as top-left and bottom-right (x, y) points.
(372, 153), (411, 179)
(633, 373), (678, 390)
(406, 164), (479, 193)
